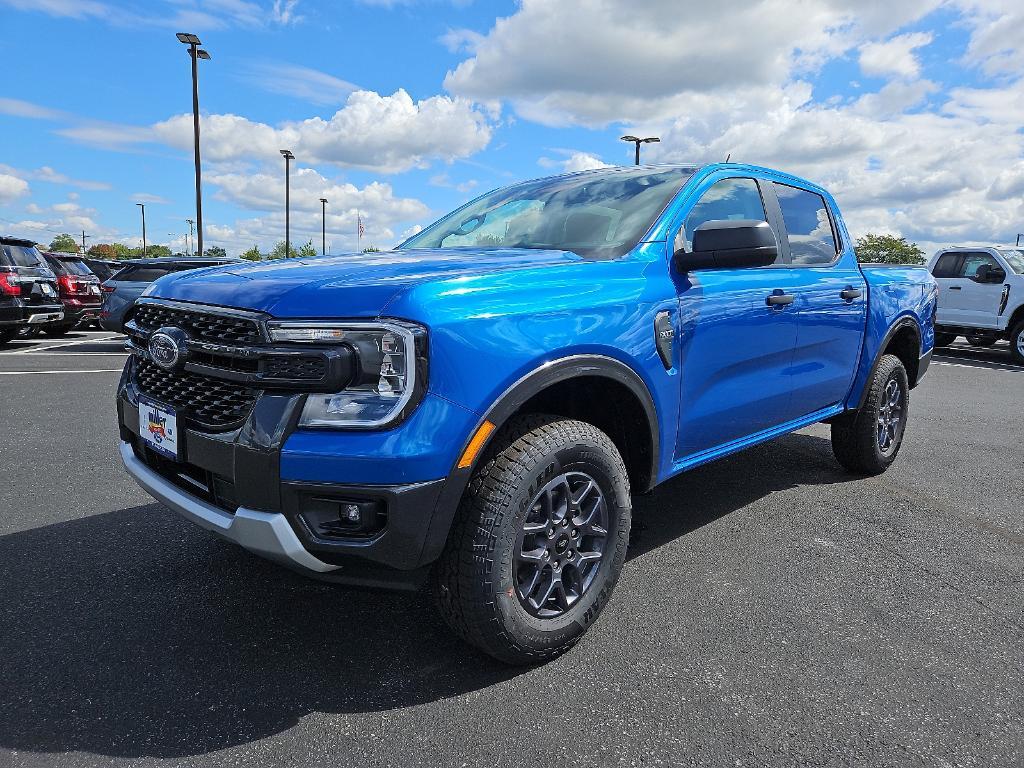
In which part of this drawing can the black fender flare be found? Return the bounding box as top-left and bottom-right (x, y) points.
(855, 317), (922, 411)
(417, 354), (660, 565)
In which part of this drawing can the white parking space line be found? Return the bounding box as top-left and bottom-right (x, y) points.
(933, 359), (1023, 372)
(0, 369), (123, 376)
(9, 334), (124, 354)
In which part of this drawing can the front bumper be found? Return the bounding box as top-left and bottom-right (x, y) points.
(118, 357), (474, 589)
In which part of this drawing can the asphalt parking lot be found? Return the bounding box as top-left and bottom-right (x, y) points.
(0, 331), (1021, 768)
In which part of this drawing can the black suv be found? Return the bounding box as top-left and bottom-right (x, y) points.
(0, 237), (64, 346)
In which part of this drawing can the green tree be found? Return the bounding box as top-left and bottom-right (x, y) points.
(296, 239), (317, 259)
(111, 243), (134, 259)
(268, 240), (297, 260)
(363, 245), (381, 253)
(854, 234), (926, 265)
(240, 244), (262, 261)
(146, 245), (172, 258)
(205, 245), (227, 259)
(49, 233), (79, 253)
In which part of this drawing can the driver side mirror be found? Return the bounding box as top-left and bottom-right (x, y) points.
(674, 219), (778, 272)
(973, 264), (1006, 283)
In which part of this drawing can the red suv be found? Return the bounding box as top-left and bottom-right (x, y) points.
(41, 252), (103, 335)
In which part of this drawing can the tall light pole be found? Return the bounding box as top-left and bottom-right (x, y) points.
(319, 197), (328, 255)
(280, 149), (294, 257)
(176, 32), (211, 257)
(620, 135), (660, 165)
(136, 203), (147, 256)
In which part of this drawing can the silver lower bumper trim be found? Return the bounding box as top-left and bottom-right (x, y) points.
(119, 440), (338, 574)
(27, 311), (64, 324)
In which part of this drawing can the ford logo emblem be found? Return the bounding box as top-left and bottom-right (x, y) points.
(149, 327), (189, 371)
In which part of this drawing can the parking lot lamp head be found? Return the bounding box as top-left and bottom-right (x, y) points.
(620, 135), (660, 165)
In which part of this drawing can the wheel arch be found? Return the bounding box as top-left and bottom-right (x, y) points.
(856, 317), (922, 411)
(417, 355), (660, 565)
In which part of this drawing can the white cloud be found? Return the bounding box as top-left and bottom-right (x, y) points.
(0, 97), (66, 120)
(0, 174), (30, 204)
(131, 193), (171, 204)
(61, 89), (493, 173)
(429, 173), (479, 193)
(560, 152), (610, 173)
(859, 32), (933, 79)
(239, 61), (358, 105)
(0, 0), (305, 29)
(443, 0), (946, 127)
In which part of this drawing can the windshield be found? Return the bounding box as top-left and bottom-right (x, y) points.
(997, 249), (1024, 274)
(0, 244), (47, 268)
(399, 166), (696, 258)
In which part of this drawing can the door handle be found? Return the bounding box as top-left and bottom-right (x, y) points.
(948, 286), (962, 290)
(766, 291), (795, 307)
(840, 287), (862, 301)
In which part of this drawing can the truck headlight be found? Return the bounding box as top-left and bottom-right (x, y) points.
(267, 320), (427, 428)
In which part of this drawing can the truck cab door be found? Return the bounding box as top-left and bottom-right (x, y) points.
(766, 182), (866, 415)
(670, 175), (802, 462)
(954, 252), (1006, 329)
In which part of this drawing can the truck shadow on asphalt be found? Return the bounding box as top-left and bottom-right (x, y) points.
(0, 432), (854, 760)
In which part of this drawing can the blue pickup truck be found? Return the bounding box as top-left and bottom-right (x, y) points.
(117, 163), (936, 664)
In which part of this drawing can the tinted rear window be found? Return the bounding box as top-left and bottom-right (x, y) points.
(59, 258), (94, 276)
(1, 244), (47, 268)
(931, 253), (960, 278)
(112, 266), (173, 283)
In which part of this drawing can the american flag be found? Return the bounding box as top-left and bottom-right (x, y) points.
(357, 213), (365, 239)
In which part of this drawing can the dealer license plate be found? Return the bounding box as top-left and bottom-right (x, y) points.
(40, 283), (55, 297)
(139, 396), (179, 460)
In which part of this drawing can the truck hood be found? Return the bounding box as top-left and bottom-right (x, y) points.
(148, 248), (584, 317)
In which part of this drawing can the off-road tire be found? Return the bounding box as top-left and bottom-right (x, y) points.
(1010, 320), (1024, 366)
(831, 354), (910, 475)
(432, 415), (631, 665)
(933, 331), (956, 347)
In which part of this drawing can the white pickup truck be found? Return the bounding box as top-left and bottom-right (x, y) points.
(928, 246), (1024, 364)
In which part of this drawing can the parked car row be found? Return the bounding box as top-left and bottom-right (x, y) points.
(0, 235), (238, 346)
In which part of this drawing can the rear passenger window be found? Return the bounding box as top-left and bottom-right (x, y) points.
(931, 253), (960, 278)
(682, 178), (768, 252)
(773, 183), (838, 265)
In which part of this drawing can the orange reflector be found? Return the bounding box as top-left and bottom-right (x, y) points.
(458, 420), (496, 469)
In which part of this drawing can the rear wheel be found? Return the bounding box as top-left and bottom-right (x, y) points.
(1010, 320), (1024, 366)
(933, 331), (957, 347)
(432, 415), (631, 665)
(42, 323), (74, 337)
(831, 354), (909, 475)
(0, 328), (15, 346)
(966, 334), (996, 347)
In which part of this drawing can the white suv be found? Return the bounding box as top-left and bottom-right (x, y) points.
(928, 246), (1024, 364)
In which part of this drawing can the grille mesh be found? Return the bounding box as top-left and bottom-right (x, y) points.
(263, 355), (327, 380)
(132, 304), (262, 345)
(135, 358), (260, 428)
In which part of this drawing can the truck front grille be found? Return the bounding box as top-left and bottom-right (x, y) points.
(132, 303), (263, 345)
(134, 358), (260, 428)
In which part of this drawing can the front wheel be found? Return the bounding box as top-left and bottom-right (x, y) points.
(933, 331), (957, 347)
(831, 354), (910, 475)
(432, 416), (631, 665)
(1010, 320), (1024, 366)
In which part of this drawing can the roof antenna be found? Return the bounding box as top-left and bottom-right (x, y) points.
(725, 153), (731, 162)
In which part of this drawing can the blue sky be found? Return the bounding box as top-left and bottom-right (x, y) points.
(0, 0), (1021, 255)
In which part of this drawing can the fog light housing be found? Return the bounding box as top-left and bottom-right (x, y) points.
(300, 496), (386, 539)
